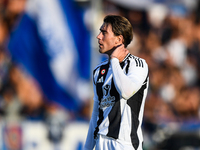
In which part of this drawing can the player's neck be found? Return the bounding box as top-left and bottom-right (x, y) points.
(109, 50), (129, 63)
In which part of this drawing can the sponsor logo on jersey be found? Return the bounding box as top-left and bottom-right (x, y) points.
(100, 84), (115, 109)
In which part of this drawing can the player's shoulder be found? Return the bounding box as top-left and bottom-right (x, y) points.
(127, 53), (146, 62)
(127, 53), (148, 68)
(93, 59), (109, 72)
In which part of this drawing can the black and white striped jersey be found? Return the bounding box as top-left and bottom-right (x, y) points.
(84, 53), (149, 150)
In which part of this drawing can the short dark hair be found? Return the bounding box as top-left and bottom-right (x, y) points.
(103, 15), (133, 48)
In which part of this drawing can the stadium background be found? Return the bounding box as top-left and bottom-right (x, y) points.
(0, 0), (200, 149)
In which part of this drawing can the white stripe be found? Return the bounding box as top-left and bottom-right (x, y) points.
(119, 100), (132, 143)
(137, 77), (149, 149)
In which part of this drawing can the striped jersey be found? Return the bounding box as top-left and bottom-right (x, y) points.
(84, 53), (149, 150)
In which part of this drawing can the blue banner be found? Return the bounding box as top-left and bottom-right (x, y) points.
(8, 0), (91, 112)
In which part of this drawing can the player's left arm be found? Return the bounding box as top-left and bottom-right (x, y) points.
(111, 57), (148, 99)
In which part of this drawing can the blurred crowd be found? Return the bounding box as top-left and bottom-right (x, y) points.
(0, 0), (36, 120)
(0, 0), (200, 149)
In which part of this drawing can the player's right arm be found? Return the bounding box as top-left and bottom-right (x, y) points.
(83, 68), (99, 150)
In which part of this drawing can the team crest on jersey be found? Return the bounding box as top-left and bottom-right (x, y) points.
(101, 69), (106, 75)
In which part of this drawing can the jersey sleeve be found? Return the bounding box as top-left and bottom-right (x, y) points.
(83, 69), (99, 150)
(110, 57), (148, 99)
(83, 100), (98, 150)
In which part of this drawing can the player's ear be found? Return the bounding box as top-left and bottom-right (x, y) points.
(118, 35), (123, 44)
(115, 35), (123, 45)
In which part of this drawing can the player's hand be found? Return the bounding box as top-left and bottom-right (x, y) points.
(111, 44), (128, 61)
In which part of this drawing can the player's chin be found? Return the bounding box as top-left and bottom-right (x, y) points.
(99, 48), (104, 54)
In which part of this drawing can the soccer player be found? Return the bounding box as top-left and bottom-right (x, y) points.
(83, 15), (149, 150)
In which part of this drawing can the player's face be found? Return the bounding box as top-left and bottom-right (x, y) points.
(97, 23), (118, 55)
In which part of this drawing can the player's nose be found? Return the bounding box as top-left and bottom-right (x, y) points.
(96, 32), (102, 40)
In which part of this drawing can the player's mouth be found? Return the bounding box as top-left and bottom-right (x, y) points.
(99, 43), (103, 48)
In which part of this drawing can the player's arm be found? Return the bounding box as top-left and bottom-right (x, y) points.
(111, 57), (148, 99)
(83, 100), (98, 150)
(83, 69), (99, 150)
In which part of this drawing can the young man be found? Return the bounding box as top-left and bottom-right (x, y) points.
(84, 15), (149, 150)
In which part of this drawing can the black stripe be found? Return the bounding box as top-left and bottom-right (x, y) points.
(94, 109), (103, 139)
(107, 78), (121, 139)
(140, 60), (143, 68)
(120, 61), (125, 68)
(125, 59), (130, 74)
(94, 63), (109, 139)
(137, 58), (141, 67)
(135, 59), (138, 67)
(127, 77), (148, 149)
